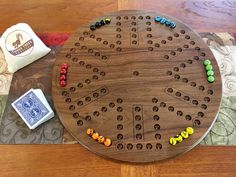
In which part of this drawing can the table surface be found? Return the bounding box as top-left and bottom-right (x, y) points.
(1, 0), (236, 176)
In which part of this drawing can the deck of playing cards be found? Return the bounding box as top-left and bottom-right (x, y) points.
(11, 89), (54, 129)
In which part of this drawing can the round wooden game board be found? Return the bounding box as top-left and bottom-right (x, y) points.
(52, 10), (222, 162)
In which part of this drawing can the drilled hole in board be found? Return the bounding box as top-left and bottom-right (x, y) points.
(135, 106), (141, 112)
(183, 44), (189, 48)
(61, 90), (69, 97)
(101, 56), (108, 60)
(116, 22), (121, 26)
(156, 143), (162, 149)
(101, 107), (107, 112)
(86, 64), (92, 69)
(136, 143), (143, 150)
(77, 120), (83, 126)
(187, 59), (193, 64)
(85, 96), (91, 102)
(155, 43), (160, 47)
(79, 61), (85, 66)
(153, 106), (159, 112)
(199, 85), (205, 91)
(109, 102), (115, 108)
(116, 28), (121, 32)
(92, 75), (98, 80)
(180, 63), (186, 68)
(116, 34), (121, 38)
(117, 124), (123, 130)
(147, 27), (152, 31)
(194, 56), (199, 60)
(177, 111), (183, 116)
(135, 115), (141, 121)
(124, 16), (128, 20)
(155, 133), (161, 139)
(161, 40), (166, 44)
(73, 112), (79, 118)
(131, 28), (136, 32)
(166, 71), (172, 75)
(65, 98), (71, 103)
(153, 115), (160, 121)
(131, 22), (137, 26)
(152, 97), (158, 103)
(190, 82), (196, 87)
(72, 57), (78, 62)
(132, 40), (137, 45)
(110, 44), (115, 48)
(77, 101), (83, 106)
(154, 124), (160, 130)
(190, 41), (195, 45)
(148, 40), (153, 44)
(100, 71), (106, 76)
(148, 47), (153, 51)
(194, 119), (201, 125)
(201, 52), (206, 57)
(116, 41), (122, 46)
(117, 107), (123, 112)
(96, 37), (102, 42)
(185, 35), (190, 39)
(94, 52), (100, 57)
(93, 111), (99, 117)
(79, 37), (84, 41)
(136, 124), (142, 130)
(177, 48), (182, 52)
(93, 92), (99, 98)
(146, 21), (151, 25)
(198, 112), (204, 117)
(70, 87), (76, 92)
(195, 47), (200, 51)
(185, 115), (192, 121)
(170, 51), (176, 56)
(117, 115), (123, 121)
(66, 54), (71, 58)
(103, 41), (108, 45)
(70, 48), (76, 52)
(167, 36), (173, 41)
(180, 30), (185, 34)
(75, 42), (80, 46)
(147, 34), (152, 38)
(174, 67), (179, 72)
(168, 106), (174, 112)
(117, 134), (123, 140)
(69, 105), (75, 111)
(184, 96), (190, 101)
(201, 104), (207, 109)
(117, 143), (124, 150)
(175, 92), (181, 97)
(167, 88), (173, 93)
(146, 143), (152, 150)
(81, 46), (87, 50)
(208, 89), (214, 95)
(160, 102), (166, 107)
(174, 33), (179, 37)
(131, 16), (136, 20)
(116, 16), (121, 20)
(133, 71), (139, 76)
(164, 55), (169, 59)
(138, 16), (143, 20)
(117, 98), (123, 104)
(85, 79), (91, 84)
(181, 78), (188, 83)
(192, 100), (198, 105)
(85, 115), (91, 121)
(136, 134), (142, 140)
(131, 34), (137, 38)
(127, 143), (133, 150)
(174, 74), (180, 80)
(89, 34), (95, 38)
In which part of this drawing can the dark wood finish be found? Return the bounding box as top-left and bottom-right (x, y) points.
(52, 10), (222, 162)
(0, 145), (236, 177)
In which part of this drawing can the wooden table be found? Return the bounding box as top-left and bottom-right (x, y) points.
(0, 0), (236, 176)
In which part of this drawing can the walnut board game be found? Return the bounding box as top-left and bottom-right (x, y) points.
(52, 10), (222, 162)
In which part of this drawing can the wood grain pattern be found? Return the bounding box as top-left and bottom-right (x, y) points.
(0, 145), (235, 177)
(52, 10), (222, 162)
